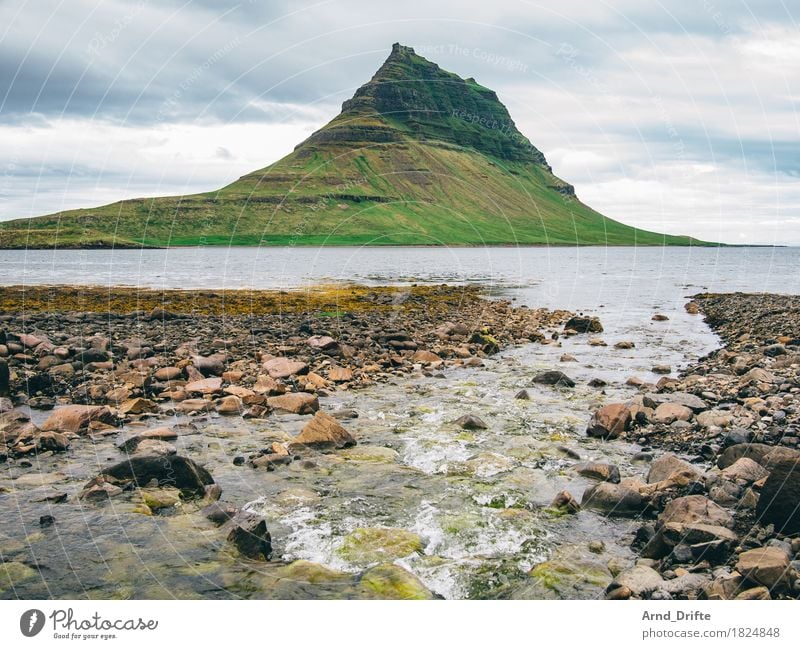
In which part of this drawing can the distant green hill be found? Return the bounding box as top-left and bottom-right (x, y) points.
(0, 43), (708, 248)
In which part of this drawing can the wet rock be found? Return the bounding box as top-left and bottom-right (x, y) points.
(454, 414), (487, 430)
(117, 426), (178, 453)
(588, 378), (607, 388)
(267, 392), (319, 414)
(288, 411), (356, 453)
(514, 389), (531, 400)
(614, 341), (635, 349)
(80, 479), (124, 501)
(412, 350), (441, 364)
(216, 395), (243, 415)
(0, 359), (9, 397)
(118, 397), (158, 415)
(358, 564), (434, 600)
(337, 527), (422, 566)
(40, 405), (116, 433)
(93, 455), (214, 497)
(608, 565), (664, 598)
(250, 453), (293, 470)
(564, 316), (603, 333)
(222, 511), (273, 560)
(652, 314), (669, 321)
(575, 461), (620, 483)
(736, 547), (793, 593)
(551, 490), (580, 513)
(526, 545), (613, 599)
(560, 354), (578, 362)
(532, 371), (575, 388)
(33, 431), (70, 452)
(263, 357), (308, 379)
(138, 486), (181, 510)
(132, 439), (177, 457)
(581, 482), (646, 517)
(755, 459), (800, 534)
(201, 502), (238, 526)
(652, 364), (672, 374)
(586, 403), (631, 440)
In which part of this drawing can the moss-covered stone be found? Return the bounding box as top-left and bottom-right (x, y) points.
(0, 561), (38, 591)
(358, 563), (434, 600)
(336, 527), (423, 565)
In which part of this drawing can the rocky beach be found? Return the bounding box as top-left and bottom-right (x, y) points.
(1, 285), (798, 600)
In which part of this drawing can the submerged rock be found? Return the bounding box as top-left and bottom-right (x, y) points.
(222, 511), (273, 560)
(40, 405), (116, 433)
(358, 564), (434, 600)
(91, 455), (214, 497)
(337, 527), (423, 566)
(532, 371), (575, 388)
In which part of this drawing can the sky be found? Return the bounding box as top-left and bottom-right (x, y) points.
(0, 0), (798, 244)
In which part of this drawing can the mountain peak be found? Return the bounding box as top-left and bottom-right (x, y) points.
(300, 43), (548, 165)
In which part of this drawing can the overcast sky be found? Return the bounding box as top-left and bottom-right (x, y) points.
(0, 0), (797, 244)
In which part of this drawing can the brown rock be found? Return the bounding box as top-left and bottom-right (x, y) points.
(216, 395), (243, 415)
(586, 403), (631, 439)
(652, 403), (693, 424)
(288, 411), (356, 452)
(736, 547), (793, 592)
(328, 365), (353, 382)
(647, 454), (701, 484)
(154, 366), (182, 381)
(40, 405), (115, 433)
(185, 377), (223, 395)
(263, 357), (308, 379)
(720, 457), (768, 484)
(412, 350), (442, 364)
(267, 392), (319, 415)
(118, 397), (158, 415)
(658, 495), (733, 528)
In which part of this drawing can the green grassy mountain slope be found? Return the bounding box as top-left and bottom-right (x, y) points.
(0, 43), (706, 248)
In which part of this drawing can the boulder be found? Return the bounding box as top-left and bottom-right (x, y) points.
(267, 392), (319, 414)
(736, 547), (793, 592)
(412, 350), (441, 364)
(609, 565), (664, 598)
(532, 371), (575, 388)
(720, 457), (768, 485)
(118, 397), (158, 415)
(216, 395), (243, 415)
(154, 366), (182, 381)
(263, 357), (308, 379)
(564, 316), (603, 333)
(652, 403), (693, 425)
(288, 411), (356, 452)
(575, 461), (620, 483)
(337, 527), (422, 566)
(190, 354), (226, 376)
(358, 564), (434, 600)
(132, 439), (177, 457)
(306, 335), (338, 350)
(328, 365), (353, 382)
(586, 403), (631, 439)
(755, 459), (800, 534)
(454, 414), (487, 430)
(222, 511), (272, 560)
(92, 455), (214, 497)
(696, 410), (732, 429)
(185, 377), (223, 395)
(644, 391), (707, 413)
(581, 482), (646, 517)
(40, 405), (116, 433)
(717, 443), (800, 470)
(658, 495), (733, 529)
(647, 454), (701, 484)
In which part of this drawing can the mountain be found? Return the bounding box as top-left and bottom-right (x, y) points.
(0, 43), (705, 248)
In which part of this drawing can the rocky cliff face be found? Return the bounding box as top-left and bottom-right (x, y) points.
(302, 43), (548, 165)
